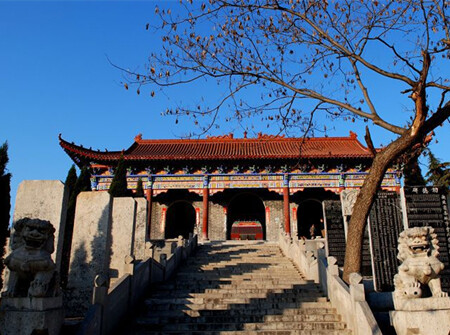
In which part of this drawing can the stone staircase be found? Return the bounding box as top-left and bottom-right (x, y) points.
(123, 241), (351, 335)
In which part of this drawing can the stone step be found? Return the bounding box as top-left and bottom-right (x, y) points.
(185, 261), (292, 266)
(135, 320), (348, 332)
(136, 312), (342, 325)
(145, 299), (330, 311)
(144, 306), (338, 318)
(154, 284), (313, 292)
(192, 269), (299, 274)
(174, 274), (305, 280)
(130, 330), (352, 335)
(151, 287), (321, 296)
(156, 283), (315, 291)
(145, 293), (325, 305)
(173, 275), (304, 282)
(150, 293), (322, 300)
(177, 266), (300, 276)
(121, 242), (350, 335)
(164, 280), (309, 287)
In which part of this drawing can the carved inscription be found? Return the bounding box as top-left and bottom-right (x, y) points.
(369, 191), (404, 292)
(404, 186), (450, 293)
(323, 200), (346, 267)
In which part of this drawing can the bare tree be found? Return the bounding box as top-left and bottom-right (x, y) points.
(121, 0), (450, 282)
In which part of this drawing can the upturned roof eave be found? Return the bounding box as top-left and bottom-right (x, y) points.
(59, 132), (374, 166)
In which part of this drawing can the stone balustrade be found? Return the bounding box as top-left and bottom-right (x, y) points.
(76, 234), (198, 335)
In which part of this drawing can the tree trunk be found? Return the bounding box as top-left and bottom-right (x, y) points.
(342, 130), (419, 283)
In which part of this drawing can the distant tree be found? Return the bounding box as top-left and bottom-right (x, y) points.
(426, 150), (450, 192)
(61, 165), (91, 287)
(0, 142), (11, 290)
(109, 157), (131, 197)
(135, 178), (144, 197)
(403, 155), (426, 187)
(65, 165), (77, 197)
(75, 166), (92, 194)
(121, 0), (450, 282)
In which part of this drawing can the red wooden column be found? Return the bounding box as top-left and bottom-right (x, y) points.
(146, 176), (153, 239)
(202, 175), (209, 240)
(283, 174), (291, 236)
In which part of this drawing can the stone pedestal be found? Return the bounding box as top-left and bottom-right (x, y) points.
(0, 297), (64, 335)
(390, 297), (450, 335)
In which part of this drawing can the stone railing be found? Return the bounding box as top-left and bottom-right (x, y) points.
(277, 231), (322, 282)
(278, 231), (381, 335)
(317, 250), (382, 335)
(76, 234), (198, 335)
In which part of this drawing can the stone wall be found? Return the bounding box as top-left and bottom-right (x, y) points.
(192, 200), (203, 237)
(264, 199), (283, 241)
(209, 202), (226, 240)
(150, 202), (166, 240)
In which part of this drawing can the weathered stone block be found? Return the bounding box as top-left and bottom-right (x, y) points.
(65, 191), (112, 317)
(13, 180), (68, 272)
(134, 198), (148, 261)
(110, 197), (137, 282)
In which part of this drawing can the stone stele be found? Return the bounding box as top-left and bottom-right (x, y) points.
(65, 191), (113, 317)
(109, 197), (137, 284)
(134, 198), (148, 261)
(12, 180), (68, 273)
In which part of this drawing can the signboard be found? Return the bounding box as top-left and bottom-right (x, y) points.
(404, 186), (450, 293)
(369, 191), (404, 292)
(323, 200), (346, 267)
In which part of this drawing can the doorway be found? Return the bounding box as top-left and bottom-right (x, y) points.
(165, 201), (196, 239)
(226, 192), (266, 240)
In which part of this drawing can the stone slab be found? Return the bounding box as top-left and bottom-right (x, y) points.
(65, 191), (112, 317)
(390, 309), (450, 335)
(110, 197), (137, 281)
(134, 198), (147, 261)
(12, 180), (68, 272)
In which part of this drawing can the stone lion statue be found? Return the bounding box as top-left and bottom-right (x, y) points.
(3, 218), (60, 298)
(394, 226), (447, 299)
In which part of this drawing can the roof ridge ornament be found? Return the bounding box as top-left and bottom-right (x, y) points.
(349, 131), (358, 139)
(206, 133), (234, 140)
(257, 133), (286, 140)
(135, 133), (143, 142)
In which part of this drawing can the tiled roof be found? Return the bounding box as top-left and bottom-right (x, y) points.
(59, 131), (373, 164)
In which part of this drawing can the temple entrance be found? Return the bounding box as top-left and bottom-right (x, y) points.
(165, 201), (196, 239)
(227, 193), (266, 240)
(297, 200), (324, 239)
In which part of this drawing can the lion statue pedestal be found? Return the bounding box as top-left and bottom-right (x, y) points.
(0, 218), (63, 335)
(389, 227), (450, 335)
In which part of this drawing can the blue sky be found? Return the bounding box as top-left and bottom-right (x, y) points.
(1, 1), (449, 221)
